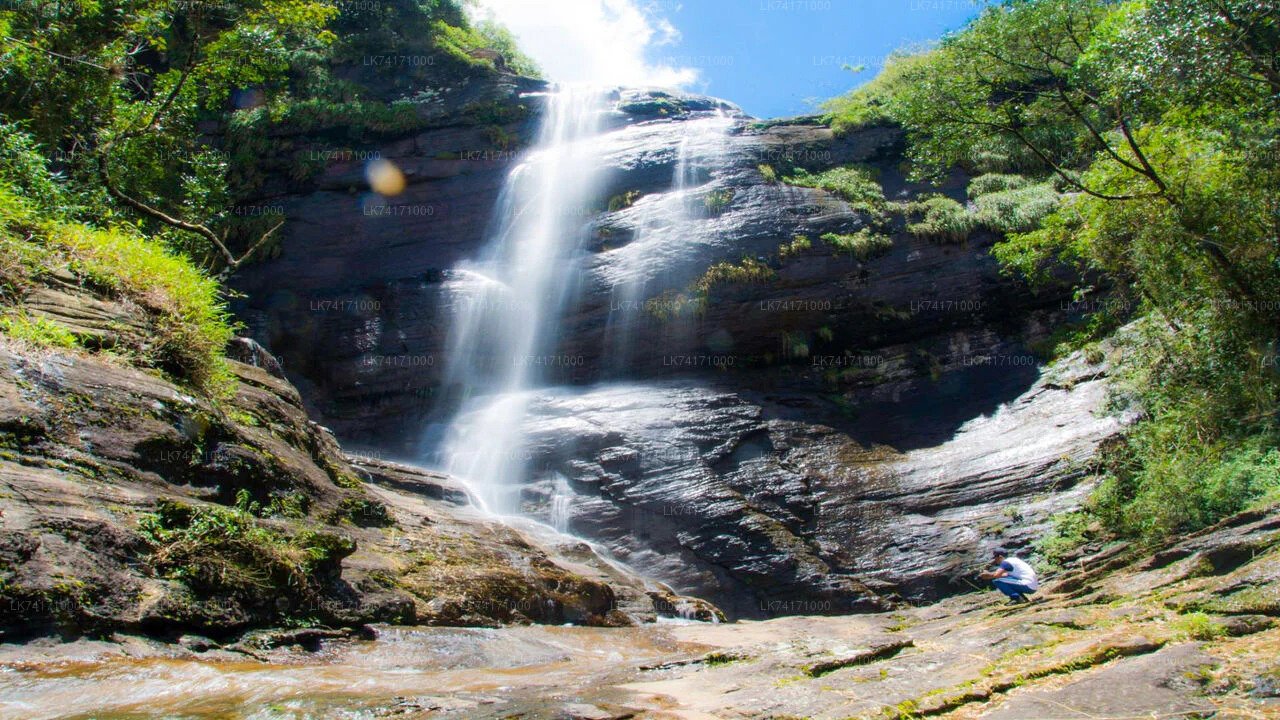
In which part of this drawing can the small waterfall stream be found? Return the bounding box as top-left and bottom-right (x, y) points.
(602, 110), (735, 370)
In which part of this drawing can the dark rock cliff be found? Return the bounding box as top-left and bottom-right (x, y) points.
(231, 89), (1075, 451)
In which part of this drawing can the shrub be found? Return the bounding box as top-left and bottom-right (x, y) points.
(48, 221), (236, 394)
(693, 257), (775, 294)
(1091, 319), (1280, 541)
(968, 173), (1032, 197)
(704, 188), (735, 214)
(608, 190), (641, 212)
(326, 496), (395, 527)
(138, 498), (355, 598)
(0, 196), (50, 298)
(821, 49), (935, 134)
(0, 123), (68, 214)
(1096, 432), (1280, 541)
(972, 182), (1060, 233)
(758, 164), (778, 183)
(1172, 612), (1227, 640)
(905, 196), (976, 242)
(0, 186), (236, 395)
(1031, 511), (1094, 574)
(820, 229), (894, 261)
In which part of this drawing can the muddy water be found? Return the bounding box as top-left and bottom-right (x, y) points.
(0, 624), (713, 720)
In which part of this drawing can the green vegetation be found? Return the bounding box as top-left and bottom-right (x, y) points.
(822, 0), (1280, 544)
(1094, 425), (1280, 541)
(820, 229), (894, 261)
(693, 257), (776, 295)
(703, 651), (748, 667)
(608, 190), (642, 212)
(703, 188), (736, 214)
(0, 312), (79, 350)
(970, 177), (1060, 233)
(899, 178), (1059, 244)
(647, 257), (776, 321)
(138, 496), (354, 600)
(758, 164), (779, 184)
(326, 496), (395, 528)
(0, 0), (531, 395)
(783, 165), (885, 214)
(0, 187), (236, 393)
(1172, 612), (1228, 641)
(777, 235), (812, 260)
(821, 50), (934, 134)
(1031, 511), (1096, 574)
(903, 196), (976, 243)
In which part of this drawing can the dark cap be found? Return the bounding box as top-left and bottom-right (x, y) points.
(992, 547), (1010, 557)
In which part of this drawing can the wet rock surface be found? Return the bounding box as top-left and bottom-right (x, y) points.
(509, 345), (1123, 618)
(230, 89), (1071, 454)
(226, 87), (1106, 618)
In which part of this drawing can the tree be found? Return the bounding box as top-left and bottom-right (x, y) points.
(1, 0), (337, 275)
(886, 0), (1275, 307)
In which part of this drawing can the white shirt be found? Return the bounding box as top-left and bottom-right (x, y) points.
(1000, 557), (1039, 590)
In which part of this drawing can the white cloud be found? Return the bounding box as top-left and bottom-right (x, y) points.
(472, 0), (697, 88)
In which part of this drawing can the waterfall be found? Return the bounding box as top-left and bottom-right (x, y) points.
(431, 87), (610, 514)
(429, 87), (737, 520)
(549, 474), (573, 534)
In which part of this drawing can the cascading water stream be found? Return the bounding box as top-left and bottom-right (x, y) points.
(431, 87), (610, 514)
(429, 87), (736, 530)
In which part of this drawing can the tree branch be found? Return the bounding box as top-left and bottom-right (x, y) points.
(216, 220), (283, 281)
(1115, 110), (1169, 195)
(1056, 87), (1152, 178)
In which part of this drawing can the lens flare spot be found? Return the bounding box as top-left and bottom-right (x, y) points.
(366, 159), (406, 196)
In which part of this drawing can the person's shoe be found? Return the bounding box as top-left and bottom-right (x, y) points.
(1007, 595), (1026, 605)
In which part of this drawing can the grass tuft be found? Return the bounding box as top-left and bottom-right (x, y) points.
(783, 165), (885, 213)
(821, 229), (894, 261)
(0, 312), (79, 349)
(0, 186), (236, 396)
(777, 234), (812, 260)
(905, 195), (976, 243)
(138, 497), (354, 598)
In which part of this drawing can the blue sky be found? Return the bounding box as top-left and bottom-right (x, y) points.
(475, 0), (983, 119)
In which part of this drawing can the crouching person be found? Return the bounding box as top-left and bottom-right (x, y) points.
(980, 547), (1038, 604)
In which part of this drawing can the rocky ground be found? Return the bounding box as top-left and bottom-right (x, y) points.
(2, 501), (1276, 719)
(613, 503), (1280, 719)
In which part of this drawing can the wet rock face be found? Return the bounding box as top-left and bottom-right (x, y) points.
(509, 348), (1124, 618)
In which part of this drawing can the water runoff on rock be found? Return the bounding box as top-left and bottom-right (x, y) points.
(600, 110), (735, 371)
